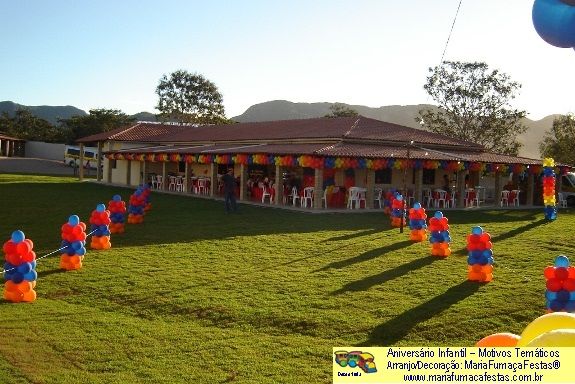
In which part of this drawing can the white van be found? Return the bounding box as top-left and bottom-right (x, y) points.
(64, 145), (99, 168)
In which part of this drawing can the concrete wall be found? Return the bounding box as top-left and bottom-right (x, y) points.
(25, 141), (65, 161)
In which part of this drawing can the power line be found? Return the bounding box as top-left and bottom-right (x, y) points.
(439, 0), (464, 65)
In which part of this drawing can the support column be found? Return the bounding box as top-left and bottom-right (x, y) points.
(313, 168), (324, 209)
(275, 165), (283, 205)
(184, 162), (190, 193)
(126, 160), (132, 186)
(79, 143), (84, 181)
(210, 163), (218, 196)
(239, 164), (248, 201)
(527, 172), (535, 206)
(366, 169), (375, 209)
(141, 161), (147, 186)
(456, 170), (466, 208)
(414, 168), (423, 204)
(97, 142), (103, 181)
(162, 162), (167, 190)
(106, 157), (112, 183)
(494, 171), (502, 207)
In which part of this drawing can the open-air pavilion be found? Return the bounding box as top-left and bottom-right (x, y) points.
(77, 116), (564, 210)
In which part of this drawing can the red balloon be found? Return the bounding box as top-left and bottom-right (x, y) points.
(544, 266), (556, 279)
(16, 241), (31, 255)
(546, 278), (562, 292)
(563, 278), (575, 291)
(555, 267), (569, 281)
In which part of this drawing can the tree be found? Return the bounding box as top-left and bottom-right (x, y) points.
(59, 109), (135, 143)
(155, 70), (228, 124)
(0, 108), (62, 142)
(539, 114), (575, 165)
(324, 103), (359, 118)
(418, 61), (527, 156)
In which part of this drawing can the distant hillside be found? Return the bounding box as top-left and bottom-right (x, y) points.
(233, 100), (553, 159)
(131, 111), (158, 122)
(0, 101), (87, 125)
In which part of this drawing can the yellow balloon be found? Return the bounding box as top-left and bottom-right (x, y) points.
(517, 312), (575, 346)
(526, 329), (575, 347)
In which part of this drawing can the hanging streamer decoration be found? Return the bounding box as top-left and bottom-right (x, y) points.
(3, 230), (37, 302)
(428, 211), (451, 257)
(60, 215), (87, 270)
(545, 255), (575, 312)
(466, 226), (494, 283)
(128, 186), (146, 224)
(408, 202), (428, 242)
(390, 193), (406, 228)
(108, 195), (127, 234)
(90, 204), (112, 250)
(542, 158), (557, 221)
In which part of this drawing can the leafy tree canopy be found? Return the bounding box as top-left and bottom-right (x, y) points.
(324, 103), (359, 118)
(418, 61), (527, 156)
(156, 70), (229, 124)
(0, 108), (64, 142)
(59, 109), (135, 144)
(539, 113), (575, 166)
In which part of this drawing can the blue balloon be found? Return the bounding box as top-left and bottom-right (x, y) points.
(555, 255), (570, 267)
(570, 291), (575, 300)
(434, 211), (443, 219)
(550, 299), (564, 312)
(11, 230), (25, 244)
(16, 263), (32, 274)
(471, 226), (483, 235)
(565, 300), (575, 311)
(557, 289), (571, 302)
(10, 271), (24, 283)
(482, 249), (493, 258)
(413, 202), (421, 209)
(68, 215), (80, 226)
(23, 270), (37, 281)
(96, 204), (106, 212)
(546, 290), (558, 300)
(76, 247), (86, 256)
(113, 194), (122, 202)
(532, 0), (575, 48)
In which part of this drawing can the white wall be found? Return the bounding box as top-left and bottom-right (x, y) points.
(25, 141), (65, 161)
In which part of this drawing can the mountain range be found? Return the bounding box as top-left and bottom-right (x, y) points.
(1, 100), (554, 159)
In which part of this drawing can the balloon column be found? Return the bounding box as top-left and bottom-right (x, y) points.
(142, 184), (152, 212)
(532, 0), (575, 49)
(60, 215), (87, 270)
(476, 312), (575, 347)
(544, 255), (575, 312)
(108, 195), (127, 234)
(128, 187), (146, 224)
(428, 211), (451, 257)
(90, 204), (111, 250)
(466, 226), (494, 283)
(542, 158), (557, 221)
(390, 193), (406, 228)
(3, 230), (37, 302)
(408, 202), (427, 242)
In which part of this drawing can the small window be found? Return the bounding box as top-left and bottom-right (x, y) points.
(375, 169), (392, 184)
(110, 159), (117, 169)
(422, 169), (435, 185)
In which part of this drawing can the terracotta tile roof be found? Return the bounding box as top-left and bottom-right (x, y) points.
(76, 123), (191, 143)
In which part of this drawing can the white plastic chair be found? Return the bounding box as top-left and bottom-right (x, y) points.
(197, 178), (208, 194)
(175, 176), (184, 192)
(423, 189), (432, 208)
(302, 187), (314, 208)
(434, 189), (447, 208)
(322, 189), (328, 208)
(511, 190), (520, 206)
(155, 175), (164, 190)
(374, 188), (383, 209)
(261, 183), (272, 203)
(500, 190), (510, 207)
(289, 187), (300, 206)
(347, 187), (359, 209)
(558, 192), (568, 208)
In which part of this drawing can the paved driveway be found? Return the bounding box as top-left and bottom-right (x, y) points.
(0, 157), (79, 176)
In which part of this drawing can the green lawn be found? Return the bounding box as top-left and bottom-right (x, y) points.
(0, 174), (573, 383)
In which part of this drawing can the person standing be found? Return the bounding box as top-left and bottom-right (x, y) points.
(222, 168), (237, 213)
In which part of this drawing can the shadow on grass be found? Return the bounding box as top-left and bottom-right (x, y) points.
(360, 280), (481, 346)
(451, 218), (548, 256)
(37, 268), (68, 278)
(331, 255), (438, 294)
(325, 228), (387, 242)
(317, 240), (413, 272)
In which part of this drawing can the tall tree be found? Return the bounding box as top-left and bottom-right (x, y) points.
(59, 109), (135, 143)
(539, 114), (575, 165)
(324, 103), (359, 118)
(155, 70), (228, 124)
(418, 61), (527, 156)
(0, 108), (62, 142)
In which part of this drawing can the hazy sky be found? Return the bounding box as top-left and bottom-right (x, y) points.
(2, 0), (574, 120)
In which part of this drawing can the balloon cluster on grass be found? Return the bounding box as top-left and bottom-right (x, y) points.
(141, 184), (152, 212)
(390, 193), (406, 228)
(3, 230), (37, 302)
(108, 195), (127, 234)
(466, 226), (494, 283)
(428, 211), (451, 257)
(128, 186), (147, 224)
(408, 202), (427, 242)
(532, 0), (575, 49)
(60, 215), (87, 270)
(545, 255), (575, 312)
(90, 204), (111, 250)
(542, 158), (557, 221)
(476, 312), (575, 347)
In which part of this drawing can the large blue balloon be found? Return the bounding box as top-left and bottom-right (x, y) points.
(555, 254), (570, 267)
(533, 0), (575, 48)
(96, 204), (106, 212)
(11, 230), (25, 244)
(68, 215), (80, 226)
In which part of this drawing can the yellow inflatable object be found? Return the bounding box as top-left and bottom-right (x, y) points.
(517, 312), (575, 346)
(525, 329), (575, 347)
